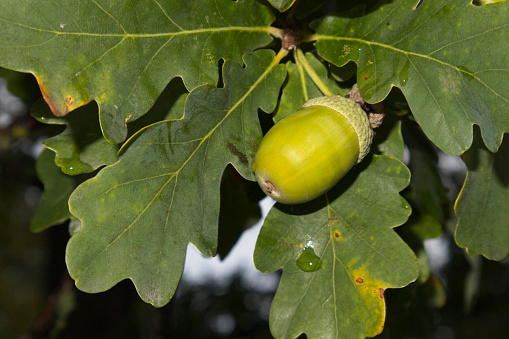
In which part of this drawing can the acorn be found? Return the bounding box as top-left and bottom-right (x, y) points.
(252, 95), (373, 204)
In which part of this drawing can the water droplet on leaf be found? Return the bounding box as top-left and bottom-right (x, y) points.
(401, 197), (410, 210)
(399, 60), (410, 87)
(296, 246), (322, 272)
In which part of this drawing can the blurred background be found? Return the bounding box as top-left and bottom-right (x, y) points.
(1, 68), (509, 339)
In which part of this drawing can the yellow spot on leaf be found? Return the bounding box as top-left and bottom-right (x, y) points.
(351, 268), (386, 336)
(125, 114), (133, 125)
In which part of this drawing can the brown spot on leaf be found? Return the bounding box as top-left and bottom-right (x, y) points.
(36, 76), (78, 117)
(227, 142), (248, 164)
(356, 277), (364, 284)
(124, 114), (133, 125)
(248, 141), (258, 151)
(333, 230), (341, 239)
(37, 78), (64, 117)
(379, 288), (385, 299)
(65, 95), (75, 112)
(363, 75), (369, 80)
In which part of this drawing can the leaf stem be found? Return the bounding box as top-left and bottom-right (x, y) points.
(274, 46), (290, 63)
(267, 26), (284, 40)
(294, 51), (309, 101)
(294, 48), (334, 96)
(302, 33), (319, 43)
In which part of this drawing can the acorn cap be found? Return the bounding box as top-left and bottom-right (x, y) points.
(302, 95), (373, 162)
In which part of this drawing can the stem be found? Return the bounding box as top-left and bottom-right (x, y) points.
(274, 47), (290, 63)
(295, 48), (334, 96)
(294, 51), (309, 101)
(267, 26), (284, 40)
(302, 33), (319, 43)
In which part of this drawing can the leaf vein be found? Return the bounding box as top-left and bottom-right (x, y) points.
(407, 56), (465, 150)
(156, 177), (178, 275)
(390, 0), (453, 47)
(0, 17), (270, 38)
(152, 0), (184, 31)
(428, 22), (509, 57)
(89, 0), (127, 34)
(121, 36), (175, 110)
(68, 37), (126, 85)
(330, 206), (401, 273)
(363, 0), (404, 39)
(80, 171), (177, 277)
(101, 172), (174, 196)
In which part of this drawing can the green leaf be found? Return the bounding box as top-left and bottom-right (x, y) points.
(0, 0), (276, 143)
(0, 67), (40, 102)
(329, 61), (357, 83)
(372, 113), (405, 160)
(267, 0), (296, 12)
(275, 52), (347, 122)
(254, 155), (419, 338)
(312, 0), (509, 155)
(293, 0), (323, 19)
(404, 121), (448, 232)
(126, 78), (189, 135)
(30, 148), (75, 232)
(455, 130), (509, 260)
(31, 80), (187, 176)
(395, 121), (448, 282)
(31, 99), (119, 175)
(66, 50), (287, 306)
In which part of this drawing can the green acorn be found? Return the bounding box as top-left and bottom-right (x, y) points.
(252, 95), (373, 204)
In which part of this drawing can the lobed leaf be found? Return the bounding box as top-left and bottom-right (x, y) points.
(403, 121), (448, 234)
(312, 0), (509, 156)
(372, 113), (405, 160)
(31, 100), (119, 175)
(30, 148), (75, 232)
(455, 130), (509, 260)
(0, 0), (276, 143)
(267, 0), (296, 12)
(66, 50), (286, 306)
(254, 155), (419, 338)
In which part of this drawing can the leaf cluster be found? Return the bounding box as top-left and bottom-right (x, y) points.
(1, 0), (508, 338)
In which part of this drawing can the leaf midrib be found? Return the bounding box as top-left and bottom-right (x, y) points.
(0, 17), (271, 38)
(74, 51), (284, 280)
(317, 35), (476, 78)
(317, 34), (509, 106)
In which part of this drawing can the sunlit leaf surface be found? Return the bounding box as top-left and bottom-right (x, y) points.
(66, 50), (286, 306)
(254, 155), (419, 338)
(0, 0), (275, 142)
(455, 131), (509, 260)
(313, 0), (509, 155)
(30, 149), (75, 232)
